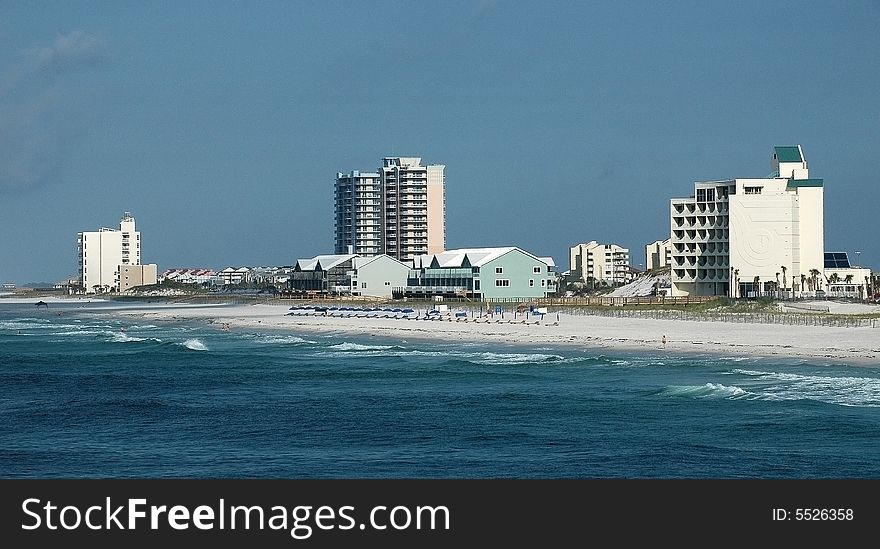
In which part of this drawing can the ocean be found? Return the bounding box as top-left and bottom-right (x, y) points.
(1, 301), (878, 479)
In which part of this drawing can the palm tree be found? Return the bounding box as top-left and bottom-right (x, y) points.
(780, 265), (787, 297)
(775, 272), (780, 299)
(753, 275), (760, 298)
(800, 273), (807, 295)
(733, 268), (740, 299)
(844, 274), (853, 284)
(809, 269), (821, 293)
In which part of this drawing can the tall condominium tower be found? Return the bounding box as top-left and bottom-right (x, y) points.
(77, 211), (141, 293)
(334, 171), (382, 255)
(380, 157), (445, 262)
(670, 145), (824, 297)
(335, 157), (446, 262)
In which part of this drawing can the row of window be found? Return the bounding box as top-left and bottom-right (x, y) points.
(494, 266), (548, 275)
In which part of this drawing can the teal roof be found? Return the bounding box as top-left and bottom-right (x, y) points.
(787, 178), (823, 188)
(774, 146), (802, 162)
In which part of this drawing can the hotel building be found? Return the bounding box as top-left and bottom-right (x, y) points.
(335, 157), (445, 262)
(78, 212), (144, 293)
(380, 157), (445, 262)
(645, 239), (672, 271)
(569, 241), (631, 287)
(670, 145), (824, 297)
(334, 171), (382, 255)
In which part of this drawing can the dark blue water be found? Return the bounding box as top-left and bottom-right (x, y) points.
(1, 302), (878, 478)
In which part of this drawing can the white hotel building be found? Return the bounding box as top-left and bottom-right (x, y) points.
(78, 212), (155, 293)
(670, 145), (824, 297)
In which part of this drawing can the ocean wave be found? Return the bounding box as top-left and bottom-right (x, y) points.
(110, 332), (162, 343)
(731, 369), (880, 407)
(327, 342), (395, 351)
(661, 383), (750, 400)
(179, 339), (208, 351)
(254, 334), (316, 345)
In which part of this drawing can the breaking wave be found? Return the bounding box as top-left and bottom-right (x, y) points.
(661, 383), (750, 400)
(179, 339), (208, 351)
(732, 369), (880, 407)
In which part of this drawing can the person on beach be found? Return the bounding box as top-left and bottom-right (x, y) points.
(662, 334), (667, 349)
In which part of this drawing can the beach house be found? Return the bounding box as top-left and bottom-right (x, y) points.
(290, 254), (410, 297)
(397, 247), (557, 300)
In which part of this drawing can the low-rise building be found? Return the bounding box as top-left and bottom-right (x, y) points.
(218, 267), (251, 286)
(823, 252), (872, 299)
(120, 264), (158, 293)
(289, 254), (410, 297)
(162, 268), (219, 285)
(398, 247), (556, 300)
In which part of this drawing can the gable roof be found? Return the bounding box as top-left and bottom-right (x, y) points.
(414, 247), (549, 269)
(294, 254), (357, 271)
(352, 254), (410, 270)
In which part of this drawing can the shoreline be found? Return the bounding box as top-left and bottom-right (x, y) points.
(77, 302), (880, 366)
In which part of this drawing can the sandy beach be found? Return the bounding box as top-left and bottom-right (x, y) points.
(91, 301), (880, 365)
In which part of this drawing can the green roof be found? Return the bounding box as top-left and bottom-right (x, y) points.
(774, 146), (802, 162)
(787, 178), (823, 188)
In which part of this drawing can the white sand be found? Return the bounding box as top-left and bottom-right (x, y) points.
(0, 296), (108, 304)
(102, 302), (880, 365)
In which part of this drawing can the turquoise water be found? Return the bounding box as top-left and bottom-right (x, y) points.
(1, 302), (878, 478)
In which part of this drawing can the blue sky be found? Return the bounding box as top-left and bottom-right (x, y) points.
(1, 1), (878, 283)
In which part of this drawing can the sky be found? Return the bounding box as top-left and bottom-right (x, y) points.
(1, 1), (878, 284)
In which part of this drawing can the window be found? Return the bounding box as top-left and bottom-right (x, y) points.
(533, 266), (541, 274)
(541, 280), (546, 287)
(744, 186), (762, 195)
(529, 279), (535, 287)
(495, 279), (510, 287)
(495, 267), (503, 274)
(474, 280), (480, 290)
(384, 281), (390, 286)
(696, 189), (706, 202)
(361, 282), (367, 288)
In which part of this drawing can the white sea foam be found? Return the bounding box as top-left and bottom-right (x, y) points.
(328, 342), (394, 351)
(467, 352), (564, 365)
(732, 369), (880, 407)
(109, 332), (161, 343)
(180, 338), (208, 351)
(663, 383), (750, 400)
(257, 335), (315, 345)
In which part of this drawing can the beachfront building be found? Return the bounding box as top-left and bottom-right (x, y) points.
(397, 247), (557, 300)
(823, 252), (872, 300)
(119, 264), (158, 293)
(334, 171), (382, 256)
(569, 241), (631, 287)
(162, 268), (220, 286)
(670, 145), (825, 297)
(336, 157), (446, 262)
(290, 254), (409, 297)
(218, 267), (251, 286)
(77, 211), (142, 293)
(380, 157), (446, 262)
(645, 238), (671, 271)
